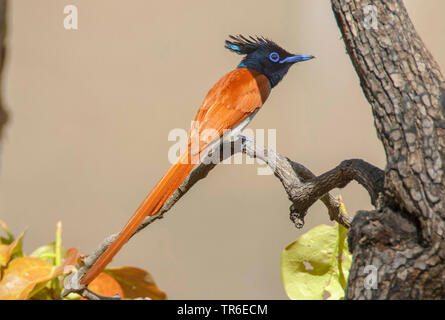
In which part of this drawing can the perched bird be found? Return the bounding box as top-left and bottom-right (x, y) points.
(80, 35), (314, 285)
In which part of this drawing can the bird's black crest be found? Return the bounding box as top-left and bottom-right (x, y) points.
(225, 35), (278, 55)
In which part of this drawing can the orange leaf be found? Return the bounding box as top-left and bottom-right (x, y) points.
(0, 257), (53, 299)
(0, 247), (79, 300)
(56, 248), (79, 275)
(85, 272), (124, 299)
(105, 267), (166, 300)
(0, 231), (25, 268)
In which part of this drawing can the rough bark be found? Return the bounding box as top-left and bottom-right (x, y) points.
(331, 0), (445, 299)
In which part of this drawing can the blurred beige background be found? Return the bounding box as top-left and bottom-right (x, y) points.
(0, 0), (443, 299)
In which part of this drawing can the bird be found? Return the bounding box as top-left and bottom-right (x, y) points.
(80, 35), (314, 285)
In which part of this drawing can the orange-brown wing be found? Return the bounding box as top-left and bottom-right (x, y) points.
(189, 68), (270, 153)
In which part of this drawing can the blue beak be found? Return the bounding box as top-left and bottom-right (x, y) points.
(280, 54), (315, 64)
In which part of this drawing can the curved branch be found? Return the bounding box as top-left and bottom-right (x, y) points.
(286, 159), (384, 226)
(64, 137), (383, 298)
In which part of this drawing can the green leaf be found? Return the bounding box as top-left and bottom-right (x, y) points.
(29, 287), (56, 300)
(0, 221), (15, 245)
(62, 292), (82, 300)
(29, 222), (69, 294)
(281, 223), (352, 300)
(55, 221), (62, 267)
(30, 242), (68, 265)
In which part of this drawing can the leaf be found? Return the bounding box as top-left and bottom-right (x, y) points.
(281, 223), (352, 300)
(30, 222), (72, 296)
(105, 267), (166, 300)
(62, 292), (82, 300)
(0, 231), (25, 268)
(0, 245), (8, 265)
(0, 257), (54, 299)
(0, 221), (14, 244)
(53, 247), (78, 276)
(55, 221), (62, 267)
(30, 242), (68, 265)
(29, 287), (56, 300)
(0, 248), (79, 299)
(84, 272), (124, 299)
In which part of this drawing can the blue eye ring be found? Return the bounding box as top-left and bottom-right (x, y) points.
(269, 52), (280, 62)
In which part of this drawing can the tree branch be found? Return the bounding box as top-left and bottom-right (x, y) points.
(286, 159), (384, 227)
(63, 137), (383, 298)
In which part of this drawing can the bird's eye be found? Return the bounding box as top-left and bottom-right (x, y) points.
(269, 52), (280, 62)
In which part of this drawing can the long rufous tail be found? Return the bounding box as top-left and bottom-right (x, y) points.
(80, 151), (195, 285)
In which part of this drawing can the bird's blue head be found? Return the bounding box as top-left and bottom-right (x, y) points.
(225, 35), (314, 88)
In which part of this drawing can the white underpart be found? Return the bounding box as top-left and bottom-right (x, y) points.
(197, 108), (260, 161)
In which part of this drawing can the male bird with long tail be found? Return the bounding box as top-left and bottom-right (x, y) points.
(80, 35), (314, 285)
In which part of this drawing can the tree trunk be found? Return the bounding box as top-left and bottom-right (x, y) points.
(331, 0), (445, 299)
(0, 0), (7, 147)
